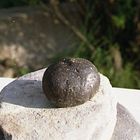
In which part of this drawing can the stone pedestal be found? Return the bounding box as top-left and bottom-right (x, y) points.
(0, 69), (140, 140)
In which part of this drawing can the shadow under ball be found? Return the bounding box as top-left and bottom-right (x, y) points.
(42, 58), (100, 108)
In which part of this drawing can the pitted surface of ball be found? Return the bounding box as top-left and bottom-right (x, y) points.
(42, 58), (100, 107)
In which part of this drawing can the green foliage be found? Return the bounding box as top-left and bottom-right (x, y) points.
(54, 0), (140, 88)
(70, 0), (140, 88)
(110, 64), (140, 88)
(112, 15), (125, 29)
(16, 67), (30, 76)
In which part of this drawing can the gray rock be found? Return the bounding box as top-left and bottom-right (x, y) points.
(0, 69), (140, 140)
(0, 69), (117, 140)
(111, 103), (140, 140)
(0, 5), (81, 76)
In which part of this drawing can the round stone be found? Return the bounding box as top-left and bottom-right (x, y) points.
(42, 58), (100, 107)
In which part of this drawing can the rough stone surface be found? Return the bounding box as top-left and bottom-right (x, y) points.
(1, 69), (140, 140)
(0, 69), (117, 140)
(111, 103), (140, 140)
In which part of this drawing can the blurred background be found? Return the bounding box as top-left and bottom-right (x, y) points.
(0, 0), (139, 89)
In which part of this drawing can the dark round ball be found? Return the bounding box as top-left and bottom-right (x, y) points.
(42, 58), (100, 107)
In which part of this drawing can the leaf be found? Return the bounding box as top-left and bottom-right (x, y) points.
(112, 15), (125, 29)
